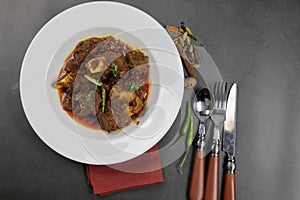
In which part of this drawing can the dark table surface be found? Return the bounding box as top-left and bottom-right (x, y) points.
(1, 0), (300, 199)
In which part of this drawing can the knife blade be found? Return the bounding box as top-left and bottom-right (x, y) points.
(223, 83), (237, 156)
(222, 83), (237, 200)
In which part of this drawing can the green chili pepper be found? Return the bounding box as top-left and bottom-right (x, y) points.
(187, 116), (194, 147)
(84, 74), (103, 86)
(169, 101), (191, 147)
(178, 113), (194, 174)
(181, 101), (191, 135)
(101, 88), (106, 113)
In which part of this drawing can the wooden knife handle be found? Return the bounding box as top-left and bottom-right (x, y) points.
(223, 174), (236, 200)
(223, 156), (236, 200)
(189, 150), (205, 200)
(203, 155), (220, 200)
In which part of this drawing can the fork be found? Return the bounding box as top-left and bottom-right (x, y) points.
(204, 81), (228, 200)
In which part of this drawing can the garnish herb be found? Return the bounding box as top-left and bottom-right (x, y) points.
(102, 88), (106, 113)
(129, 82), (139, 91)
(108, 63), (118, 77)
(84, 74), (103, 86)
(75, 94), (81, 101)
(86, 91), (93, 102)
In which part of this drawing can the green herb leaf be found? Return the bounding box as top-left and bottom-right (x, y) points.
(84, 74), (103, 86)
(75, 94), (81, 101)
(86, 91), (93, 102)
(129, 82), (139, 91)
(112, 63), (118, 71)
(108, 63), (118, 77)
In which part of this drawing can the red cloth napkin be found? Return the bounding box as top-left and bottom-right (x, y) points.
(86, 145), (164, 196)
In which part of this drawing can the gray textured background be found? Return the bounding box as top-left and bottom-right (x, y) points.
(1, 0), (300, 199)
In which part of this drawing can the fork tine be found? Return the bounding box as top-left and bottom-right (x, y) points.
(222, 82), (228, 109)
(213, 81), (228, 110)
(217, 82), (221, 108)
(221, 82), (226, 109)
(213, 82), (219, 108)
(213, 82), (218, 108)
(223, 82), (228, 109)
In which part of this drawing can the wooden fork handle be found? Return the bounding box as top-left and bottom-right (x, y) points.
(203, 155), (220, 200)
(189, 150), (205, 200)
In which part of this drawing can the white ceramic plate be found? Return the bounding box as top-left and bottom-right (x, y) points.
(20, 2), (184, 164)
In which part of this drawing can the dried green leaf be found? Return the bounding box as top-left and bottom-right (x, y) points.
(193, 64), (201, 68)
(186, 27), (193, 35)
(183, 46), (188, 53)
(191, 52), (195, 61)
(183, 32), (188, 41)
(187, 36), (191, 45)
(179, 37), (185, 47)
(189, 45), (194, 53)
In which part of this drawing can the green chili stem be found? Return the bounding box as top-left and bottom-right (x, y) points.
(177, 148), (190, 174)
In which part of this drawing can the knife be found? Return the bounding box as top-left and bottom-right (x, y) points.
(222, 83), (238, 200)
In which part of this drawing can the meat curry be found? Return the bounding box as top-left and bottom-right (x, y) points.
(55, 36), (150, 133)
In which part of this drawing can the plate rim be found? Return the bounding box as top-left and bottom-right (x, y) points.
(19, 1), (184, 164)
